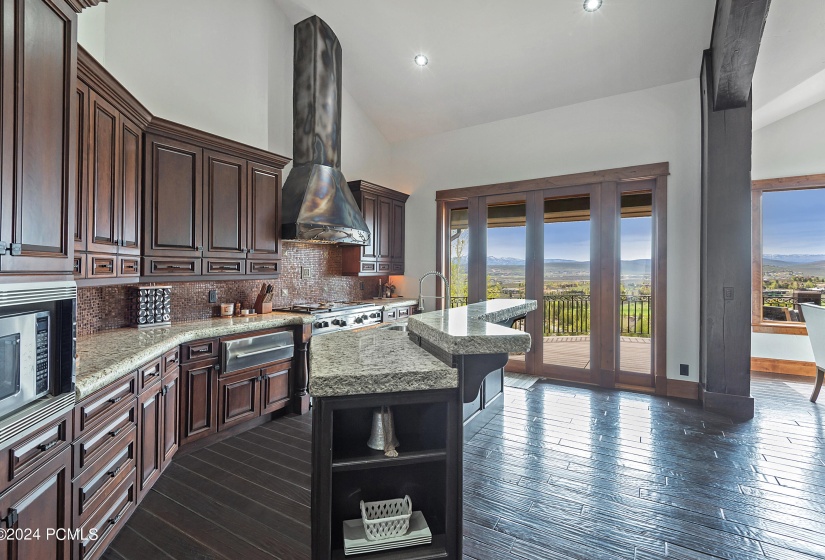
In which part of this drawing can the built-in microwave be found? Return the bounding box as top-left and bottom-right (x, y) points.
(0, 282), (76, 437)
(0, 310), (52, 418)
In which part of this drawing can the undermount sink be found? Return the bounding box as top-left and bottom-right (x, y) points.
(381, 323), (409, 332)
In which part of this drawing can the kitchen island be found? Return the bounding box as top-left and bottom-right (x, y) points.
(309, 299), (535, 560)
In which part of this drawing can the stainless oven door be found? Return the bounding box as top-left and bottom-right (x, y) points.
(0, 312), (45, 418)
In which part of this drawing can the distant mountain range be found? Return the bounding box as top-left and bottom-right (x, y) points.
(763, 254), (825, 263)
(485, 257), (581, 266)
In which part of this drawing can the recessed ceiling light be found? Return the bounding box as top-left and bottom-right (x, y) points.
(583, 0), (602, 12)
(414, 54), (428, 67)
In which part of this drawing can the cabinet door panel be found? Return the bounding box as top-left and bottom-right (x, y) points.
(247, 162), (281, 259)
(218, 369), (260, 431)
(361, 194), (378, 260)
(204, 151), (246, 257)
(87, 91), (119, 253)
(391, 199), (405, 262)
(377, 197), (392, 260)
(1, 0), (75, 274)
(119, 115), (141, 255)
(161, 371), (179, 470)
(74, 82), (89, 252)
(0, 447), (71, 560)
(137, 387), (161, 500)
(144, 135), (202, 256)
(180, 359), (218, 445)
(261, 363), (290, 414)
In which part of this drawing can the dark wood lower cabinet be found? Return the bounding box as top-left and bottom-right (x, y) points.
(261, 362), (291, 414)
(218, 368), (261, 431)
(160, 370), (179, 471)
(179, 358), (219, 446)
(0, 446), (72, 560)
(136, 387), (162, 502)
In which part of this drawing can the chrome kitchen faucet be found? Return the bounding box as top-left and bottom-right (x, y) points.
(417, 271), (450, 313)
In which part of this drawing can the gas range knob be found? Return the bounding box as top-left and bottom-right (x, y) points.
(339, 319), (347, 327)
(370, 312), (380, 318)
(314, 322), (324, 329)
(361, 315), (369, 321)
(355, 317), (363, 324)
(332, 319), (341, 326)
(322, 321), (330, 328)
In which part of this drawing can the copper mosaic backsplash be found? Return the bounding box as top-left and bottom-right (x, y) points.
(77, 242), (383, 336)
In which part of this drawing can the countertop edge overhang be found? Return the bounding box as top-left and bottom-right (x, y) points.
(407, 299), (537, 355)
(76, 313), (313, 399)
(309, 329), (458, 398)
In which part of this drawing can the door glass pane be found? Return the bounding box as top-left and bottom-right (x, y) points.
(619, 193), (652, 375)
(761, 188), (825, 322)
(0, 334), (21, 401)
(543, 196), (592, 371)
(449, 208), (469, 308)
(486, 202), (527, 301)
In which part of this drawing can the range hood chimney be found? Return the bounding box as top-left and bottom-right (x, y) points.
(281, 16), (370, 245)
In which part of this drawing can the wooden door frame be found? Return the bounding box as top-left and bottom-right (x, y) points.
(435, 163), (669, 391)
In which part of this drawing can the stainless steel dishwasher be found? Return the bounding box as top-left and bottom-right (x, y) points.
(222, 331), (294, 374)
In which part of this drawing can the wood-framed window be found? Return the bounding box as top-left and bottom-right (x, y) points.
(752, 173), (825, 335)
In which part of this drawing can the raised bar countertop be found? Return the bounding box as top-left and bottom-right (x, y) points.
(408, 299), (536, 355)
(76, 313), (312, 399)
(309, 328), (457, 398)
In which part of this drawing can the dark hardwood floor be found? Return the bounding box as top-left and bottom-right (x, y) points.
(104, 373), (825, 560)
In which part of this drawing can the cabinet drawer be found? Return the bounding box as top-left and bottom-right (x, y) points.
(181, 339), (219, 363)
(391, 262), (404, 274)
(119, 256), (140, 276)
(377, 262), (391, 272)
(74, 253), (87, 279)
(247, 259), (280, 275)
(73, 425), (136, 526)
(360, 261), (377, 273)
(143, 257), (201, 276)
(205, 259), (244, 274)
(74, 475), (136, 560)
(74, 402), (136, 475)
(75, 373), (137, 437)
(0, 411), (70, 492)
(88, 254), (116, 278)
(162, 348), (180, 373)
(137, 358), (162, 394)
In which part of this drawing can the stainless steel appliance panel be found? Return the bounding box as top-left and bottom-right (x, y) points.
(222, 331), (294, 374)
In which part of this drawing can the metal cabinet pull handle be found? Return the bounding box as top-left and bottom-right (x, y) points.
(108, 396), (123, 404)
(107, 466), (121, 478)
(37, 440), (59, 452)
(3, 509), (18, 528)
(109, 427), (123, 438)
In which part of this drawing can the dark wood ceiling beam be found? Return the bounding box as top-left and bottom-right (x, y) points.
(710, 0), (772, 111)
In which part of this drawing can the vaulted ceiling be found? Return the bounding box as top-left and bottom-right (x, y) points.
(273, 0), (716, 143)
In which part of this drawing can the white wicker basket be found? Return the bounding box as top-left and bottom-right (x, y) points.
(359, 495), (413, 541)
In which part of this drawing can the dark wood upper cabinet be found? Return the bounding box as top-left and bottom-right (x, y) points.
(342, 181), (409, 276)
(0, 0), (77, 277)
(119, 115), (141, 255)
(204, 151), (246, 258)
(87, 90), (120, 253)
(247, 161), (281, 260)
(144, 134), (203, 258)
(74, 82), (89, 254)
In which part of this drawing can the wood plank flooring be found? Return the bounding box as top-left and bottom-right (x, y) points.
(104, 373), (825, 560)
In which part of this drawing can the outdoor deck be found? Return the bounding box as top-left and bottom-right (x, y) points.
(509, 336), (651, 374)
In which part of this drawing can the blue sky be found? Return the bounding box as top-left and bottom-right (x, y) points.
(487, 217), (653, 261)
(762, 189), (825, 255)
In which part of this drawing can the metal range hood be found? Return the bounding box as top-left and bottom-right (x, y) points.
(281, 16), (370, 245)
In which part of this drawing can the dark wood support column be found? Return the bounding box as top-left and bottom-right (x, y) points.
(699, 50), (755, 419)
(293, 324), (311, 414)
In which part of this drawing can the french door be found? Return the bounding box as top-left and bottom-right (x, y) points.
(438, 173), (666, 390)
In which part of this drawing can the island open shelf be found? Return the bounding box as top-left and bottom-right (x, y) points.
(312, 389), (461, 560)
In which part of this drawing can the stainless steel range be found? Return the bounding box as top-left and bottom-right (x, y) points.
(275, 302), (383, 335)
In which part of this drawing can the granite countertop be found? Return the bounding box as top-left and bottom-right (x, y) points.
(76, 313), (312, 399)
(309, 328), (457, 398)
(408, 299), (537, 356)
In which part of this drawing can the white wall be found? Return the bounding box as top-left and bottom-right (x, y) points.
(390, 79), (702, 381)
(76, 0), (392, 179)
(750, 97), (825, 362)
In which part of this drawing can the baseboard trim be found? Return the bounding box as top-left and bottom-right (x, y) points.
(699, 384), (754, 420)
(665, 378), (699, 400)
(750, 357), (817, 377)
